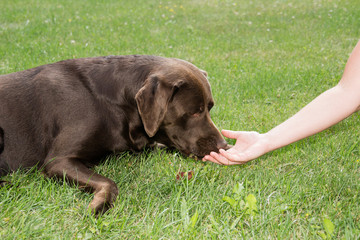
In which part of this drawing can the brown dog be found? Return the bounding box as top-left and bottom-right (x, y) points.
(0, 55), (228, 214)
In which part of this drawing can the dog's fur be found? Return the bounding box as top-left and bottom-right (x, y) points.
(0, 55), (228, 214)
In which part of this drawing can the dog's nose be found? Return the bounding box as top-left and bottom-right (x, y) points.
(216, 139), (228, 150)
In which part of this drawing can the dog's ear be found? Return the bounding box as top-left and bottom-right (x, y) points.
(135, 75), (183, 137)
(200, 69), (208, 77)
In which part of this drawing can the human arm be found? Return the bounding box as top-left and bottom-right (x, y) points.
(203, 40), (360, 165)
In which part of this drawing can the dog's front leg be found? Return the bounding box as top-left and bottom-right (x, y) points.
(43, 156), (118, 215)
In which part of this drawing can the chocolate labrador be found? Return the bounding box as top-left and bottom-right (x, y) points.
(0, 55), (228, 214)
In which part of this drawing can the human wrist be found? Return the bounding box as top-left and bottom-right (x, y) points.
(261, 132), (277, 153)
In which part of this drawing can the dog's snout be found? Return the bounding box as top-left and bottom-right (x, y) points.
(216, 139), (228, 150)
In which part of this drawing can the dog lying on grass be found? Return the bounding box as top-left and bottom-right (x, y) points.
(0, 55), (228, 214)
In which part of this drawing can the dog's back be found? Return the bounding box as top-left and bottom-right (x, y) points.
(0, 57), (157, 175)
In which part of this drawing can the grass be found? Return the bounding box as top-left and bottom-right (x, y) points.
(1, 0), (360, 238)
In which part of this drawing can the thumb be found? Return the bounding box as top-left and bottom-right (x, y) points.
(221, 129), (242, 139)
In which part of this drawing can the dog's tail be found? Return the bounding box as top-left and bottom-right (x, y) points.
(0, 127), (4, 155)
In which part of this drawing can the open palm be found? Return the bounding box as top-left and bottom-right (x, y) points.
(203, 130), (269, 165)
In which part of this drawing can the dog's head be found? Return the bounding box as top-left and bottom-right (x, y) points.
(135, 58), (228, 158)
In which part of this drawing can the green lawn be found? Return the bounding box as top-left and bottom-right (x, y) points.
(1, 0), (360, 239)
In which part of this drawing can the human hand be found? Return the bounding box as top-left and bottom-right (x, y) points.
(202, 130), (270, 165)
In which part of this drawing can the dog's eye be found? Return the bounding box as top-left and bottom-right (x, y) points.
(191, 107), (203, 117)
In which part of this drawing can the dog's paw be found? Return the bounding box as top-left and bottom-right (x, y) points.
(88, 184), (118, 215)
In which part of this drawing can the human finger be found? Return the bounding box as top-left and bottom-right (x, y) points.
(210, 151), (241, 165)
(203, 152), (223, 165)
(221, 129), (241, 139)
(219, 149), (249, 164)
(202, 154), (215, 162)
